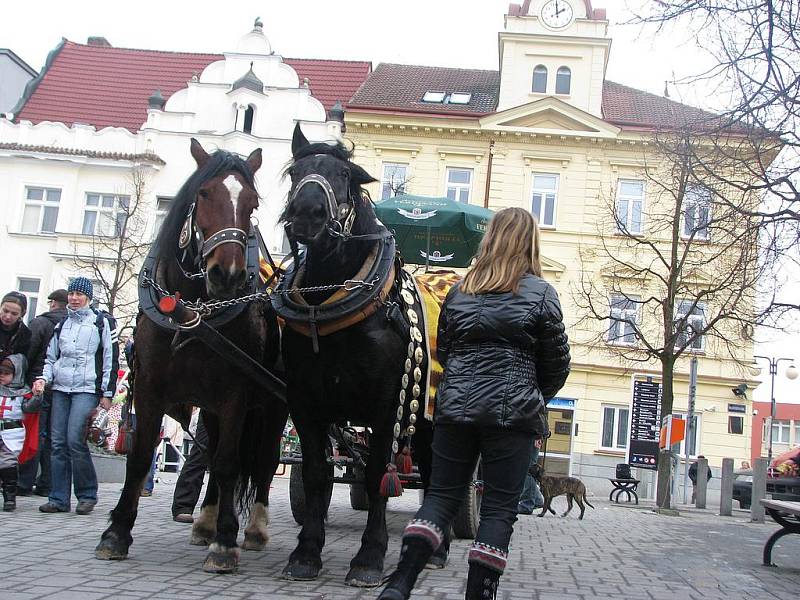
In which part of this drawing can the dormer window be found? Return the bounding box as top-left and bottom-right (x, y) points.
(532, 65), (548, 93)
(556, 66), (571, 95)
(243, 104), (255, 134)
(422, 91), (446, 103)
(449, 92), (472, 104)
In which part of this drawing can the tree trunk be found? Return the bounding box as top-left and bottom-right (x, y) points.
(656, 355), (675, 508)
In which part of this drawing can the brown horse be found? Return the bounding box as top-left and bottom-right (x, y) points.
(95, 139), (287, 573)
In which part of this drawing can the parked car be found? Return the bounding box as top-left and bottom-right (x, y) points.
(732, 470), (800, 509)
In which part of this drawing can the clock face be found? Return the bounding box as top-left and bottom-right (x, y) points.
(540, 0), (574, 29)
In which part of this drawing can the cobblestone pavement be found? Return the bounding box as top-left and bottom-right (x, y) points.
(2, 470), (798, 599)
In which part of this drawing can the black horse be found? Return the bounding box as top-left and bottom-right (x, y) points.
(95, 139), (287, 573)
(272, 125), (443, 587)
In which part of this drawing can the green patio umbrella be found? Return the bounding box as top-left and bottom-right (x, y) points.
(374, 194), (494, 269)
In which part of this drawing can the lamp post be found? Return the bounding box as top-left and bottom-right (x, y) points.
(752, 355), (799, 462)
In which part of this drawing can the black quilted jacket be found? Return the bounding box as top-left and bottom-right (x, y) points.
(434, 274), (571, 433)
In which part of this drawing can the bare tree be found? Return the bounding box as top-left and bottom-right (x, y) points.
(573, 128), (773, 508)
(627, 0), (800, 308)
(71, 166), (152, 332)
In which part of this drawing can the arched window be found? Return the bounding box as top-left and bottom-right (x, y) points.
(556, 67), (571, 95)
(532, 65), (548, 93)
(243, 105), (255, 134)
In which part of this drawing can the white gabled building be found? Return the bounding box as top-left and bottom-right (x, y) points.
(0, 20), (371, 325)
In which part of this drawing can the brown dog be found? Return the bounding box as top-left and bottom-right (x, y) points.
(529, 464), (595, 519)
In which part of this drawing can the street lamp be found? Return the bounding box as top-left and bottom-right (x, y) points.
(752, 356), (799, 462)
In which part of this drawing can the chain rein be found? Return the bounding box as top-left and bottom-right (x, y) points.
(141, 274), (381, 317)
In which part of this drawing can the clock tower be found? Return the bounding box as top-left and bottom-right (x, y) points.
(498, 0), (610, 115)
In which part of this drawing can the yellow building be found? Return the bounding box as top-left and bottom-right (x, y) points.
(345, 0), (757, 499)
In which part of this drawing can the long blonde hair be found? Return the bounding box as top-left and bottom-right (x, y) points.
(461, 207), (542, 295)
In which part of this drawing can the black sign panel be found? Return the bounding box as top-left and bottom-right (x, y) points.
(627, 379), (662, 470)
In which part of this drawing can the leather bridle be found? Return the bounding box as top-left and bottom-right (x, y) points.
(177, 200), (250, 279)
(288, 170), (357, 240)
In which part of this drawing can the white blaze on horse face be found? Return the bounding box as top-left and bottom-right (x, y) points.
(222, 174), (244, 220)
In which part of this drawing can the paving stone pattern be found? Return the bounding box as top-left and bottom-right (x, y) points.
(1, 470), (798, 599)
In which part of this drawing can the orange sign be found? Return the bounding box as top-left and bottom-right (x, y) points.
(659, 417), (686, 448)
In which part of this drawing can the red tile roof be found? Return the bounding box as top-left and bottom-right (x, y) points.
(347, 63), (723, 131)
(0, 142), (164, 164)
(348, 63), (500, 116)
(15, 41), (371, 132)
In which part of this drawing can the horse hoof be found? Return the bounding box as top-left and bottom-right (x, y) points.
(190, 534), (213, 546)
(281, 561), (321, 581)
(345, 566), (384, 587)
(241, 535), (267, 552)
(95, 535), (129, 561)
(202, 543), (239, 574)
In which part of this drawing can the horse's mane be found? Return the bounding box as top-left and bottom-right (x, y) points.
(154, 150), (257, 261)
(291, 139), (354, 164)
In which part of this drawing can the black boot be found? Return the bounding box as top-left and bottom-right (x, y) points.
(1, 467), (18, 512)
(465, 562), (500, 600)
(377, 538), (434, 600)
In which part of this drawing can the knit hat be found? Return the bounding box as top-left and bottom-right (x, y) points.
(68, 277), (93, 299)
(48, 289), (69, 304)
(0, 358), (14, 375)
(1, 291), (28, 316)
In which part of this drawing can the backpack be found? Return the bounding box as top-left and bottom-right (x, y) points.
(53, 308), (120, 396)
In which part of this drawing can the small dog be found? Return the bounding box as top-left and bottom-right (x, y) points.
(529, 464), (595, 520)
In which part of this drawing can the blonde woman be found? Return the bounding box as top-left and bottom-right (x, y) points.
(378, 208), (571, 600)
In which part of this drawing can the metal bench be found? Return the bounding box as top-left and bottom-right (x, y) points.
(760, 499), (800, 567)
(608, 478), (640, 504)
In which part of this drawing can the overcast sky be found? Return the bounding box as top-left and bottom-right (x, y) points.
(3, 0), (798, 403)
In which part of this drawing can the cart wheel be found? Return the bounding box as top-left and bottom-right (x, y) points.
(452, 460), (482, 539)
(289, 464), (333, 526)
(349, 466), (370, 511)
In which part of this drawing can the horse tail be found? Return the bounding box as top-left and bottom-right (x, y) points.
(235, 406), (264, 517)
(583, 490), (595, 509)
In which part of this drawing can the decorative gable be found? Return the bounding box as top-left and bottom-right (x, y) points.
(480, 96), (619, 138)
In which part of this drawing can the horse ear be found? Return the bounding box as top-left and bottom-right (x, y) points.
(291, 123), (309, 156)
(246, 147), (262, 174)
(190, 138), (210, 168)
(349, 163), (378, 186)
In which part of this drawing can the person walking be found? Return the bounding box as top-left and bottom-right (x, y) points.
(689, 455), (712, 503)
(18, 289), (68, 496)
(378, 207), (571, 600)
(32, 278), (119, 515)
(0, 292), (31, 361)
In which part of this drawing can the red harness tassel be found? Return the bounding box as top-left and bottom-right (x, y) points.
(379, 463), (403, 498)
(395, 446), (413, 475)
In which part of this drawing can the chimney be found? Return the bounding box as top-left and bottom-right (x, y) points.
(87, 37), (112, 47)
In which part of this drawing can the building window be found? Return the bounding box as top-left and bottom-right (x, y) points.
(607, 295), (639, 345)
(422, 91), (446, 103)
(243, 105), (255, 134)
(795, 421), (800, 444)
(682, 186), (711, 240)
(673, 413), (701, 457)
(616, 179), (645, 234)
(728, 415), (744, 435)
(532, 65), (548, 93)
(82, 193), (130, 237)
(600, 405), (629, 450)
(445, 167), (473, 203)
(21, 186), (61, 234)
(771, 420), (791, 444)
(530, 173), (558, 227)
(449, 92), (472, 104)
(675, 300), (706, 351)
(381, 163), (409, 200)
(154, 196), (173, 237)
(16, 277), (40, 325)
(555, 66), (571, 94)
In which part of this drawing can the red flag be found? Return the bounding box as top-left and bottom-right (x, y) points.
(17, 412), (39, 463)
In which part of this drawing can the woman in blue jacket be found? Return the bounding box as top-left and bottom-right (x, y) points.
(32, 277), (118, 515)
(379, 208), (571, 600)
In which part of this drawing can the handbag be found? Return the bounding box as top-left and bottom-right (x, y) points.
(114, 386), (135, 455)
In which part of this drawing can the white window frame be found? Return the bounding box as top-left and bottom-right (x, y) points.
(21, 186), (61, 234)
(607, 294), (639, 346)
(445, 167), (473, 204)
(448, 92), (472, 104)
(616, 179), (645, 235)
(422, 91), (446, 103)
(530, 173), (559, 228)
(673, 413), (701, 458)
(555, 66), (571, 95)
(153, 196), (173, 238)
(82, 193), (130, 238)
(380, 163), (409, 200)
(16, 276), (41, 325)
(682, 186), (712, 241)
(600, 405), (630, 451)
(675, 300), (706, 351)
(771, 420), (791, 444)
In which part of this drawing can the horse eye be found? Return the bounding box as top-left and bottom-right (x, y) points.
(198, 189), (208, 199)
